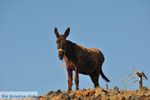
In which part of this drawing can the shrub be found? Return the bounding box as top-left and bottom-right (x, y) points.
(114, 86), (119, 91)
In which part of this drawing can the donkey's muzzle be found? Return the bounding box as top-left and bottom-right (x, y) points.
(58, 49), (65, 60)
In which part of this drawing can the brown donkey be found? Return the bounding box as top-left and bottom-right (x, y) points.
(54, 27), (110, 91)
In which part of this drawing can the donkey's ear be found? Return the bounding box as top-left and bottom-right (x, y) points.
(64, 27), (70, 38)
(54, 27), (60, 38)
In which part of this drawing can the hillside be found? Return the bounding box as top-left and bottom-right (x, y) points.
(38, 87), (150, 100)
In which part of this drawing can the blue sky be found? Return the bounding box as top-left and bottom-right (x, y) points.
(0, 0), (150, 95)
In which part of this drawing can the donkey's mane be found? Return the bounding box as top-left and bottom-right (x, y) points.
(65, 40), (93, 63)
(66, 40), (87, 51)
(65, 40), (81, 59)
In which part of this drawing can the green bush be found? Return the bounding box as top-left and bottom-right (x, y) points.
(114, 86), (119, 91)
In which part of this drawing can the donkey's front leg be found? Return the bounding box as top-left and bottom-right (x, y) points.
(67, 68), (73, 91)
(75, 67), (79, 90)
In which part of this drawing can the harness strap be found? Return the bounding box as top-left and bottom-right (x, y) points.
(58, 48), (65, 53)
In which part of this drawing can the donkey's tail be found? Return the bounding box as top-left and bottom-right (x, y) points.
(100, 70), (110, 82)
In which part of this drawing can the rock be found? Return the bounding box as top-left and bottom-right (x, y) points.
(74, 97), (82, 100)
(56, 89), (62, 94)
(95, 94), (101, 100)
(110, 95), (119, 100)
(82, 89), (95, 97)
(69, 91), (76, 99)
(89, 90), (95, 96)
(121, 96), (125, 100)
(47, 91), (54, 95)
(94, 87), (103, 97)
(38, 96), (47, 100)
(90, 95), (96, 100)
(60, 92), (70, 100)
(127, 95), (141, 100)
(47, 92), (60, 99)
(44, 88), (150, 100)
(113, 91), (119, 95)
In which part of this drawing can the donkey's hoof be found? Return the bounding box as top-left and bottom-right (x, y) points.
(67, 90), (72, 93)
(67, 89), (72, 93)
(76, 87), (79, 91)
(95, 86), (100, 88)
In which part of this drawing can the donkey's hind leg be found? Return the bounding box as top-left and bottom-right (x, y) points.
(90, 73), (100, 88)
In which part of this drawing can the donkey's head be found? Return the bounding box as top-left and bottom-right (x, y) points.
(54, 27), (70, 60)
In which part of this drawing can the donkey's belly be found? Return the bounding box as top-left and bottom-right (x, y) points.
(78, 65), (97, 75)
(78, 70), (94, 75)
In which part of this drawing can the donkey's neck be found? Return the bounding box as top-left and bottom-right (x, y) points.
(65, 40), (77, 62)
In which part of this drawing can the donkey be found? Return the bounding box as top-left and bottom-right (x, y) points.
(54, 27), (110, 91)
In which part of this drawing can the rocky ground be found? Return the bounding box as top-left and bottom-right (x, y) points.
(38, 87), (150, 100)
